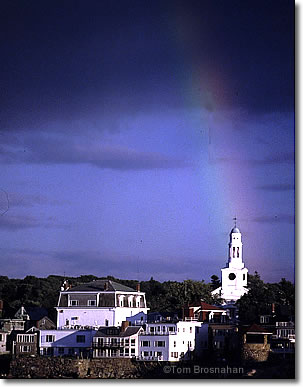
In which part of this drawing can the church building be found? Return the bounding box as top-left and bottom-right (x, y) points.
(212, 222), (248, 303)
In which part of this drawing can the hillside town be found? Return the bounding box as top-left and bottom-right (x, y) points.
(0, 225), (295, 378)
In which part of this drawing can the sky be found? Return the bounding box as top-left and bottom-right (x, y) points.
(0, 0), (295, 283)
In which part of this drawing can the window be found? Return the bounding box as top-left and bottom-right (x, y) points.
(174, 341), (176, 347)
(141, 341), (150, 347)
(237, 247), (240, 257)
(21, 345), (30, 353)
(105, 319), (109, 327)
(76, 335), (85, 343)
(156, 351), (162, 357)
(70, 300), (79, 306)
(71, 317), (78, 321)
(131, 339), (136, 346)
(143, 351), (149, 356)
(125, 339), (129, 346)
(243, 274), (245, 280)
(46, 335), (55, 343)
(150, 327), (155, 333)
(88, 300), (96, 306)
(162, 326), (165, 332)
(168, 327), (175, 332)
(190, 327), (192, 333)
(65, 319), (70, 326)
(17, 334), (35, 343)
(68, 348), (74, 355)
(131, 348), (135, 356)
(155, 341), (165, 347)
(58, 347), (64, 355)
(125, 348), (129, 355)
(233, 247), (235, 258)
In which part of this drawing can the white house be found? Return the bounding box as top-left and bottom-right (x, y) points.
(212, 223), (248, 303)
(39, 328), (97, 357)
(138, 321), (204, 361)
(93, 322), (143, 358)
(56, 279), (149, 328)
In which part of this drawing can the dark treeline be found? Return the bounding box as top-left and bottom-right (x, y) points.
(0, 273), (295, 324)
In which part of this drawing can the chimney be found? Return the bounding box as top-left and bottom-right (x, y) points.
(136, 283), (140, 292)
(104, 281), (109, 291)
(121, 321), (129, 333)
(272, 303), (275, 314)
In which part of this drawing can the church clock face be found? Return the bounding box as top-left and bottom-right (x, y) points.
(229, 273), (236, 280)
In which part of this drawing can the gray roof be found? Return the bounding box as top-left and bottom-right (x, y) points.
(95, 326), (142, 337)
(64, 279), (136, 293)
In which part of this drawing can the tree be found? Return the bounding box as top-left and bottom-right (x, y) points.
(210, 275), (221, 290)
(237, 272), (295, 324)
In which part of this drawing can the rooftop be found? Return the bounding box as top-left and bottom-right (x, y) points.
(95, 326), (142, 337)
(63, 279), (136, 293)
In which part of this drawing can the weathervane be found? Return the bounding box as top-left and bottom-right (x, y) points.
(233, 216), (237, 227)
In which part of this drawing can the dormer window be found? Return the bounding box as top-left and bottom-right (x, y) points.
(88, 300), (96, 306)
(70, 300), (79, 306)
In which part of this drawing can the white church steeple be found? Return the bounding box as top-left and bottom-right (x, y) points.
(228, 222), (244, 269)
(212, 220), (248, 303)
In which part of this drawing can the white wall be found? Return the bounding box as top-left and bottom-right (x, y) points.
(40, 329), (97, 356)
(56, 306), (149, 328)
(56, 308), (115, 328)
(221, 267), (248, 301)
(138, 321), (204, 361)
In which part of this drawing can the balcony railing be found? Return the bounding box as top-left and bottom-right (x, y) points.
(136, 356), (163, 361)
(92, 342), (125, 349)
(140, 331), (176, 336)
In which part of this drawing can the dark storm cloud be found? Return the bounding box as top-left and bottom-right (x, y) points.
(252, 214), (295, 224)
(0, 247), (203, 280)
(0, 214), (69, 231)
(41, 250), (202, 280)
(0, 134), (190, 170)
(211, 152), (295, 166)
(256, 183), (295, 192)
(0, 191), (67, 209)
(0, 0), (294, 133)
(260, 152), (295, 165)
